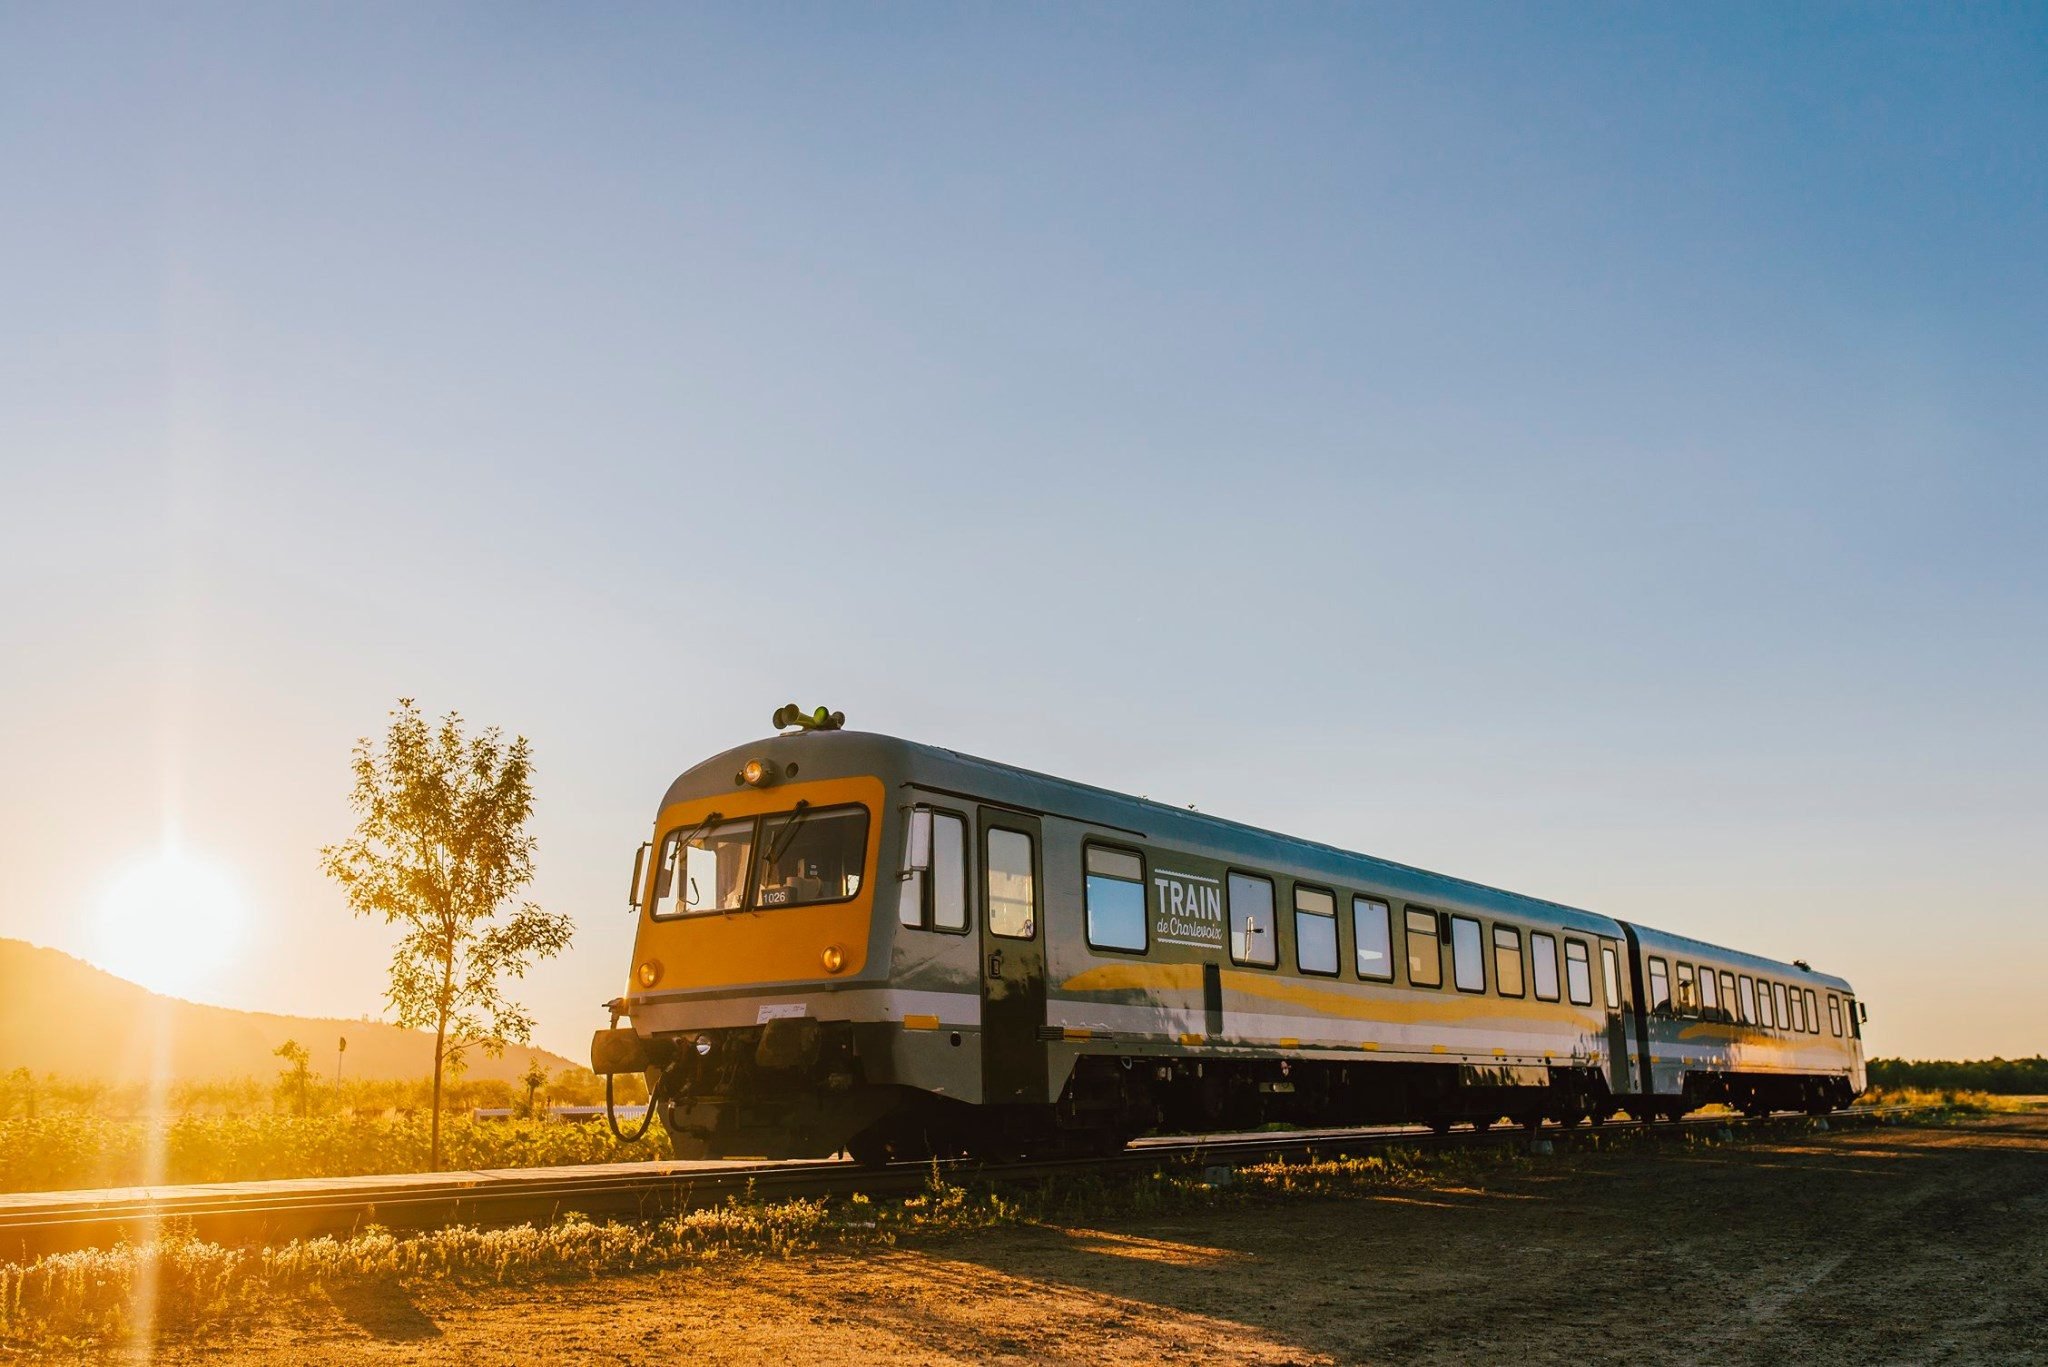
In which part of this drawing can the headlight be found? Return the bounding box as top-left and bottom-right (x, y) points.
(821, 944), (845, 974)
(693, 1034), (713, 1056)
(741, 758), (777, 787)
(636, 959), (662, 988)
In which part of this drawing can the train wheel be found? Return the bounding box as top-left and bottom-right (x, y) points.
(1428, 1117), (1453, 1136)
(1472, 1116), (1495, 1133)
(845, 1129), (893, 1170)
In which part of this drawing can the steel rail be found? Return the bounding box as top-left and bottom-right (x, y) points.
(0, 1107), (1897, 1259)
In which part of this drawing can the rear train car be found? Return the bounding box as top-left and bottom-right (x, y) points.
(593, 726), (1866, 1161)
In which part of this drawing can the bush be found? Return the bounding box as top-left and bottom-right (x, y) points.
(1866, 1057), (2048, 1096)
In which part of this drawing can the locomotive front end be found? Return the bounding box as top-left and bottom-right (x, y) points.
(594, 722), (907, 1159)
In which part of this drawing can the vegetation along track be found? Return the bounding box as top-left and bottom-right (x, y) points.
(0, 1107), (1894, 1259)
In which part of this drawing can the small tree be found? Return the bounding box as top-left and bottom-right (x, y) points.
(320, 698), (574, 1170)
(274, 1039), (313, 1117)
(521, 1059), (549, 1119)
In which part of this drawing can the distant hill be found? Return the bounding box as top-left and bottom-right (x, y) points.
(0, 939), (579, 1084)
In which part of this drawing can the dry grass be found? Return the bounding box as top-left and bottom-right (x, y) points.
(0, 1143), (1490, 1349)
(0, 1114), (666, 1195)
(1862, 1087), (2041, 1115)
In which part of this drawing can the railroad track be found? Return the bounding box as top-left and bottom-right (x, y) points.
(0, 1107), (1896, 1259)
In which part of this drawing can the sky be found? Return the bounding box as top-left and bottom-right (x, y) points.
(1, 3), (2043, 1063)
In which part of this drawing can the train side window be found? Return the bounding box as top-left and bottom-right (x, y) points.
(899, 809), (969, 932)
(932, 813), (968, 930)
(1294, 886), (1339, 975)
(1828, 994), (1843, 1036)
(1493, 925), (1525, 998)
(1719, 971), (1737, 1021)
(1698, 964), (1720, 1017)
(1564, 939), (1593, 1006)
(1405, 908), (1443, 988)
(1353, 897), (1394, 981)
(1738, 975), (1757, 1025)
(1227, 872), (1278, 968)
(1600, 943), (1622, 1011)
(1756, 981), (1774, 1029)
(1450, 915), (1485, 993)
(1530, 932), (1560, 1001)
(985, 827), (1037, 939)
(1083, 844), (1147, 953)
(1675, 962), (1697, 1016)
(1787, 986), (1805, 1033)
(1647, 957), (1671, 1014)
(1805, 988), (1821, 1034)
(1772, 983), (1789, 1031)
(647, 827), (686, 920)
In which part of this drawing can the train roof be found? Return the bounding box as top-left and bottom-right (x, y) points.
(664, 729), (1851, 990)
(1627, 923), (1854, 993)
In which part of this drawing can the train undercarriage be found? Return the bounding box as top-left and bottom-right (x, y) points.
(615, 1022), (1856, 1165)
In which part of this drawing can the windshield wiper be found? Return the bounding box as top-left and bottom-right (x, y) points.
(760, 799), (813, 871)
(676, 810), (723, 850)
(670, 810), (721, 909)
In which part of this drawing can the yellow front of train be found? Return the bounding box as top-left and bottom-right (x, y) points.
(628, 768), (884, 997)
(592, 720), (911, 1158)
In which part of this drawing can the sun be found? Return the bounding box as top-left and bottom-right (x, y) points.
(90, 845), (250, 999)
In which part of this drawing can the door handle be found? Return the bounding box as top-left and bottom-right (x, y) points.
(987, 951), (1003, 978)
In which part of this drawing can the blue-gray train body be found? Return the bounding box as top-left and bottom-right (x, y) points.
(595, 730), (1867, 1161)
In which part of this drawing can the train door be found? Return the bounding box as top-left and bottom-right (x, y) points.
(978, 810), (1048, 1105)
(1601, 938), (1637, 1094)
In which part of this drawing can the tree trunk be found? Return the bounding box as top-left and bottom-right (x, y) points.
(431, 1020), (446, 1171)
(431, 944), (455, 1172)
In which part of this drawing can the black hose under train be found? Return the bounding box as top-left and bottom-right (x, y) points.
(604, 1068), (660, 1144)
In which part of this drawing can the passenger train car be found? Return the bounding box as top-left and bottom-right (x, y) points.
(593, 720), (1867, 1163)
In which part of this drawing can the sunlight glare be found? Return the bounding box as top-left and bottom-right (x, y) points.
(90, 845), (250, 998)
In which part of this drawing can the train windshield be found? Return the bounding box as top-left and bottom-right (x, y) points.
(649, 816), (755, 918)
(754, 805), (868, 908)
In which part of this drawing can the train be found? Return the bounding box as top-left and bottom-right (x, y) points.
(592, 713), (1866, 1163)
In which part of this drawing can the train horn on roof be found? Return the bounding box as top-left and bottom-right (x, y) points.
(773, 703), (846, 733)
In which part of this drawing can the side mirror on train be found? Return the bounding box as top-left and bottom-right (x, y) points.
(1860, 1002), (1868, 1023)
(902, 809), (932, 879)
(627, 841), (650, 913)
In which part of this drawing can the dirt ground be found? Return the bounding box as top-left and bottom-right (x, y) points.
(41, 1114), (2048, 1366)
